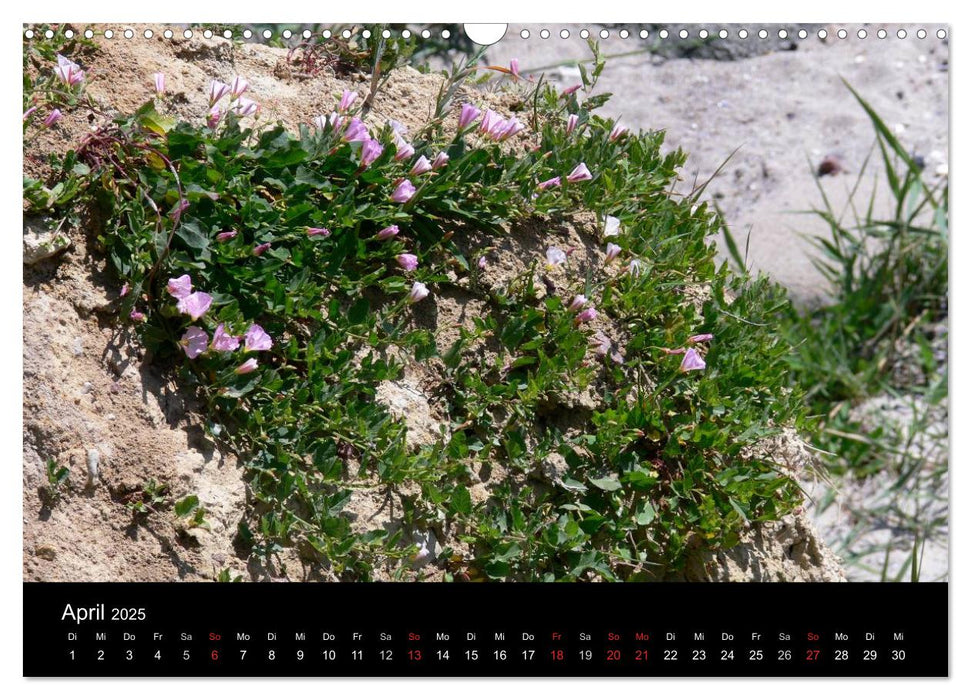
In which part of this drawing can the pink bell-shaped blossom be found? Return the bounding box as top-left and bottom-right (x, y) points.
(679, 347), (707, 372)
(167, 274), (193, 300)
(211, 324), (240, 353)
(568, 294), (587, 312)
(566, 113), (578, 134)
(208, 80), (231, 107)
(244, 324), (273, 352)
(177, 291), (213, 321)
(229, 76), (250, 99)
(339, 89), (358, 112)
(235, 358), (259, 374)
(410, 156), (432, 176)
(153, 72), (165, 96)
(407, 282), (429, 304)
(605, 243), (622, 264)
(180, 326), (209, 359)
(458, 103), (481, 130)
(360, 138), (384, 166)
(392, 180), (416, 203)
(55, 55), (84, 86)
(567, 162), (593, 183)
(396, 253), (418, 271)
(343, 118), (369, 143)
(431, 152), (449, 170)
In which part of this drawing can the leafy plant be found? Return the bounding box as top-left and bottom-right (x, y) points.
(29, 39), (808, 581)
(41, 458), (70, 506)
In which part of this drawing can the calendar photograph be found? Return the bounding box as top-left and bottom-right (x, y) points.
(22, 22), (948, 598)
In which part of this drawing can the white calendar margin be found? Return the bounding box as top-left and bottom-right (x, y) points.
(5, 0), (962, 695)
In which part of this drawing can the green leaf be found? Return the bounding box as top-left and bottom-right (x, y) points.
(174, 495), (200, 518)
(589, 476), (622, 492)
(449, 486), (472, 515)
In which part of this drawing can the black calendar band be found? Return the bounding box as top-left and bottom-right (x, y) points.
(23, 582), (948, 677)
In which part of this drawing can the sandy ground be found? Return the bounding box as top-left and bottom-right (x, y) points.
(486, 23), (949, 305)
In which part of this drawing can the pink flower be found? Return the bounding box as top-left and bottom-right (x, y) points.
(688, 333), (714, 344)
(396, 253), (418, 271)
(180, 326), (209, 359)
(566, 114), (578, 134)
(343, 118), (369, 143)
(216, 230), (237, 242)
(477, 256), (487, 270)
(431, 152), (449, 170)
(376, 225), (399, 241)
(407, 282), (429, 304)
(510, 58), (520, 79)
(410, 156), (432, 176)
(130, 309), (145, 322)
(153, 72), (165, 95)
(328, 112), (345, 130)
(609, 124), (628, 141)
(230, 76), (250, 99)
(498, 118), (524, 141)
(393, 134), (415, 161)
(388, 119), (408, 135)
(43, 109), (62, 127)
(589, 330), (611, 356)
(679, 347), (706, 372)
(392, 180), (416, 203)
(537, 176), (561, 191)
(23, 106), (38, 121)
(244, 324), (273, 352)
(211, 323), (241, 353)
(167, 275), (193, 300)
(568, 295), (587, 312)
(567, 163), (592, 183)
(232, 98), (259, 118)
(479, 109), (501, 135)
(604, 216), (621, 237)
(545, 247), (566, 267)
(253, 242), (271, 256)
(605, 243), (622, 264)
(55, 55), (84, 87)
(207, 106), (223, 129)
(574, 307), (598, 326)
(561, 84), (582, 96)
(360, 138), (384, 166)
(339, 89), (358, 112)
(312, 115), (327, 131)
(235, 358), (259, 374)
(177, 291), (213, 321)
(208, 80), (231, 107)
(120, 283), (130, 298)
(627, 259), (643, 277)
(307, 227), (331, 238)
(458, 103), (481, 130)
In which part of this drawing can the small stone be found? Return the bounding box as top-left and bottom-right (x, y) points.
(23, 219), (72, 265)
(35, 544), (57, 561)
(86, 449), (100, 486)
(81, 382), (94, 394)
(71, 338), (84, 357)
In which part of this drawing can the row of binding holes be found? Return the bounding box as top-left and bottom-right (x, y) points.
(519, 27), (946, 40)
(24, 27), (450, 40)
(25, 27), (948, 41)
